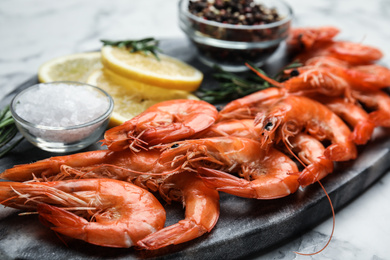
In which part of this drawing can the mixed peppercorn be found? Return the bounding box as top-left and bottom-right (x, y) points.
(188, 0), (283, 26)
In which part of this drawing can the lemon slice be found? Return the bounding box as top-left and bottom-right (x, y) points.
(101, 45), (203, 91)
(87, 69), (199, 126)
(38, 52), (103, 83)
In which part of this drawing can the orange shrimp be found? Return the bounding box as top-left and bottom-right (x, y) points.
(217, 87), (286, 121)
(303, 57), (390, 91)
(287, 26), (340, 51)
(102, 99), (218, 151)
(0, 149), (167, 183)
(157, 137), (300, 199)
(137, 172), (219, 250)
(247, 64), (353, 102)
(343, 64), (390, 91)
(0, 150), (221, 250)
(293, 40), (383, 66)
(352, 90), (390, 127)
(288, 133), (334, 187)
(327, 41), (383, 65)
(254, 95), (357, 162)
(0, 179), (166, 248)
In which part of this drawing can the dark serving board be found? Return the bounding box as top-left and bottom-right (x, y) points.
(0, 39), (389, 260)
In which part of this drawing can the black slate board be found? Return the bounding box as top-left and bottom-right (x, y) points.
(0, 39), (389, 260)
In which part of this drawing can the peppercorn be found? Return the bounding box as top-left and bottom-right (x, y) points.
(188, 0), (282, 25)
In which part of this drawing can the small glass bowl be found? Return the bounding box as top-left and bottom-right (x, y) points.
(10, 82), (114, 153)
(179, 0), (293, 72)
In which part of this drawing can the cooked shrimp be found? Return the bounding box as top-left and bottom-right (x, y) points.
(288, 133), (334, 187)
(102, 99), (218, 151)
(0, 179), (166, 248)
(328, 41), (383, 65)
(0, 149), (167, 183)
(137, 172), (219, 250)
(293, 40), (383, 66)
(1, 149), (221, 250)
(158, 137), (269, 174)
(254, 95), (357, 161)
(287, 26), (340, 51)
(343, 64), (390, 91)
(247, 63), (353, 101)
(196, 147), (299, 199)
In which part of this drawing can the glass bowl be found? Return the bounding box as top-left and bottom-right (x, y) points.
(178, 0), (293, 72)
(10, 81), (114, 153)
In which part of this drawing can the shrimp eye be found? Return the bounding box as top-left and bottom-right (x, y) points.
(215, 105), (223, 112)
(171, 143), (179, 149)
(290, 69), (299, 77)
(265, 121), (274, 131)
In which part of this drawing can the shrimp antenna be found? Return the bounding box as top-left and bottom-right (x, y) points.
(245, 62), (285, 88)
(281, 138), (335, 255)
(294, 180), (335, 256)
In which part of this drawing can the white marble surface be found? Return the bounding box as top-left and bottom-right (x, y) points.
(1, 0), (390, 259)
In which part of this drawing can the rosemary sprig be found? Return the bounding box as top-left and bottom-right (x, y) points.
(197, 66), (271, 103)
(0, 105), (23, 158)
(101, 37), (162, 60)
(197, 61), (303, 104)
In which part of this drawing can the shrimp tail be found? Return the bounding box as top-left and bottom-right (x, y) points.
(369, 111), (390, 127)
(137, 219), (209, 250)
(37, 204), (90, 242)
(324, 144), (357, 161)
(298, 159), (334, 187)
(38, 204), (136, 248)
(350, 120), (376, 145)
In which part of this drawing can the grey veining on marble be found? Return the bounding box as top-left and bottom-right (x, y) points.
(1, 0), (390, 260)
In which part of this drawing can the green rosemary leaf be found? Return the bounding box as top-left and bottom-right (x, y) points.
(197, 64), (271, 104)
(0, 117), (14, 128)
(0, 128), (17, 148)
(0, 105), (23, 157)
(101, 37), (161, 60)
(0, 136), (23, 158)
(197, 61), (300, 104)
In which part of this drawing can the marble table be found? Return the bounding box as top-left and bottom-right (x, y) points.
(1, 0), (390, 259)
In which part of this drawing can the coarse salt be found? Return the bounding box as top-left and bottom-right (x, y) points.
(15, 83), (109, 127)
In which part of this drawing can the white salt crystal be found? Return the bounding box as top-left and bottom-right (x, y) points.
(15, 83), (110, 128)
